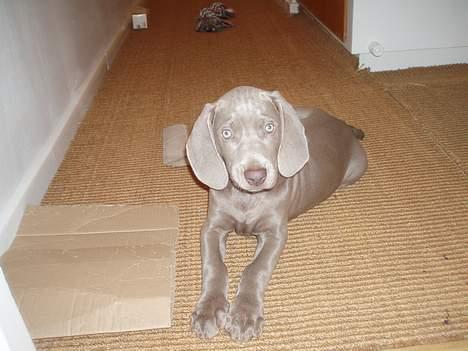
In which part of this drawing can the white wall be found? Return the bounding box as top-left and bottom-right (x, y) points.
(347, 0), (468, 71)
(0, 267), (36, 351)
(0, 2), (138, 348)
(0, 0), (137, 255)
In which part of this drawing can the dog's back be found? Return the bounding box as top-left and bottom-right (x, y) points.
(285, 108), (367, 219)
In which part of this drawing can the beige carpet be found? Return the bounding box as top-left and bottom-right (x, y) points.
(37, 0), (467, 350)
(372, 66), (468, 174)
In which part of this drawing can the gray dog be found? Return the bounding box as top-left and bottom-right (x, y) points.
(186, 86), (367, 342)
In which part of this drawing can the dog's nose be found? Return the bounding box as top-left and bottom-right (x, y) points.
(244, 168), (267, 186)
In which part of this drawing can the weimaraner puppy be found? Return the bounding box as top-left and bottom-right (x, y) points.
(186, 86), (367, 342)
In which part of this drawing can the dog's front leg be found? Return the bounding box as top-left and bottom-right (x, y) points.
(226, 224), (287, 342)
(191, 219), (230, 339)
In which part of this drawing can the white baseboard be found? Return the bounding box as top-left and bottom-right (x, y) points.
(0, 9), (134, 255)
(358, 46), (468, 72)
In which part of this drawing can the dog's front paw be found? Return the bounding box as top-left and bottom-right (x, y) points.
(191, 295), (229, 339)
(225, 296), (264, 342)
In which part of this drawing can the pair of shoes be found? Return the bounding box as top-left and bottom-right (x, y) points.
(195, 2), (235, 32)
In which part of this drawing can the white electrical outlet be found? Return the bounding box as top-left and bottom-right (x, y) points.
(288, 0), (300, 15)
(132, 14), (148, 30)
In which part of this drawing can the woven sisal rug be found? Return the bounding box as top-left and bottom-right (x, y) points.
(38, 0), (467, 349)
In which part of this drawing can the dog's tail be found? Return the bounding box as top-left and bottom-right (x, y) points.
(350, 126), (365, 140)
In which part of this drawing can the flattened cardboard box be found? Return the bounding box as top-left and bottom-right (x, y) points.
(0, 205), (178, 339)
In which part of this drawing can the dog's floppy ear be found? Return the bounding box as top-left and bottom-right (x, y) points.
(268, 91), (309, 177)
(186, 103), (229, 190)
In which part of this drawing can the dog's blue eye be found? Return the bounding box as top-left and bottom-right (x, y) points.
(222, 128), (233, 139)
(265, 122), (275, 133)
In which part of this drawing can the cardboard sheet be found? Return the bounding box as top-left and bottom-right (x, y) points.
(163, 124), (188, 167)
(0, 205), (178, 339)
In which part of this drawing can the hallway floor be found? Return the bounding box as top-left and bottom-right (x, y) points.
(39, 1), (467, 350)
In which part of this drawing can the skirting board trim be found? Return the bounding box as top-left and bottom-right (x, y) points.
(358, 46), (468, 72)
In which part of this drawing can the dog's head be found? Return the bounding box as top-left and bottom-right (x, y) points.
(186, 86), (309, 192)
